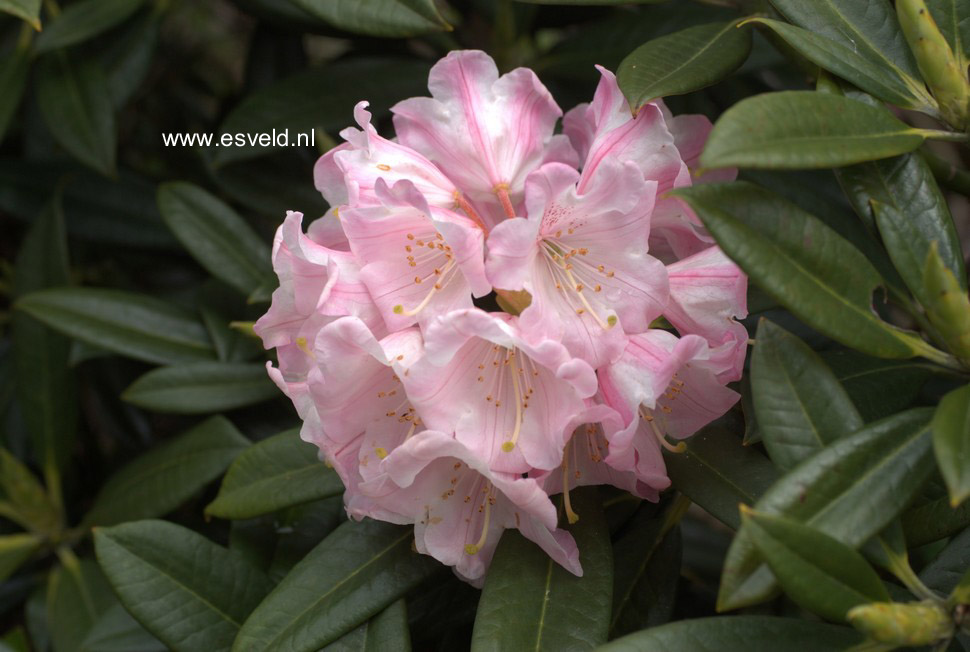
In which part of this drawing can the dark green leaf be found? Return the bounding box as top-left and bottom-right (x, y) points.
(752, 319), (863, 470)
(287, 0), (449, 37)
(12, 199), (77, 480)
(747, 18), (933, 110)
(471, 487), (612, 651)
(206, 429), (343, 520)
(599, 616), (862, 651)
(701, 92), (936, 170)
(0, 46), (28, 142)
(0, 534), (42, 583)
(743, 509), (890, 622)
(157, 182), (273, 297)
(210, 152), (329, 219)
(16, 287), (215, 365)
(834, 149), (965, 294)
(266, 497), (346, 582)
(100, 8), (160, 108)
(35, 54), (116, 177)
(902, 494), (970, 546)
(79, 603), (166, 652)
(0, 161), (176, 249)
(122, 362), (277, 414)
(47, 558), (115, 652)
(769, 0), (924, 84)
(610, 500), (685, 637)
(535, 4), (738, 84)
(664, 425), (777, 530)
(672, 182), (932, 359)
(932, 384), (970, 507)
(35, 0), (145, 55)
(95, 520), (273, 652)
(233, 519), (439, 651)
(0, 447), (58, 535)
(322, 599), (411, 652)
(874, 200), (969, 317)
(0, 0), (40, 29)
(210, 58), (429, 166)
(617, 21), (751, 110)
(719, 408), (935, 610)
(919, 526), (970, 597)
(83, 416), (249, 527)
(821, 351), (932, 422)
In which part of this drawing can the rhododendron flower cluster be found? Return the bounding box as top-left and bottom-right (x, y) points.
(255, 50), (748, 585)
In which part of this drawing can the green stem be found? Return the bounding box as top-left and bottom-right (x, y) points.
(913, 339), (966, 371)
(920, 128), (970, 143)
(922, 148), (970, 196)
(888, 555), (940, 601)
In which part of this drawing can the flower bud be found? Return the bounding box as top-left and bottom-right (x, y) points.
(848, 601), (953, 646)
(897, 0), (970, 130)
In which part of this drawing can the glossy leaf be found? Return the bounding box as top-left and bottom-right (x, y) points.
(95, 520), (273, 652)
(752, 319), (863, 470)
(834, 149), (965, 293)
(121, 362), (278, 414)
(471, 488), (612, 651)
(701, 92), (938, 170)
(747, 18), (932, 110)
(157, 183), (273, 297)
(322, 599), (410, 652)
(83, 416), (249, 527)
(35, 0), (145, 55)
(210, 58), (429, 166)
(287, 0), (449, 37)
(11, 199), (77, 481)
(932, 384), (970, 507)
(0, 46), (28, 142)
(617, 20), (751, 110)
(822, 351), (932, 422)
(610, 500), (685, 637)
(0, 0), (39, 29)
(719, 408), (935, 610)
(0, 533), (42, 583)
(599, 616), (862, 651)
(0, 447), (59, 535)
(770, 0), (924, 82)
(233, 519), (440, 651)
(664, 425), (777, 530)
(206, 429), (343, 520)
(743, 510), (890, 622)
(16, 287), (215, 365)
(35, 54), (116, 177)
(672, 182), (931, 359)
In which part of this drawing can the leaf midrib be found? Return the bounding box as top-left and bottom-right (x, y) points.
(628, 21), (740, 106)
(259, 529), (412, 650)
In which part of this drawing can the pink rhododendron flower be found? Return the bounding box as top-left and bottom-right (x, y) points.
(404, 309), (596, 474)
(485, 160), (667, 367)
(360, 430), (581, 585)
(256, 49), (749, 584)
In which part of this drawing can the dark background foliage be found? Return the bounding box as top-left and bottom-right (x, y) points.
(0, 0), (969, 650)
